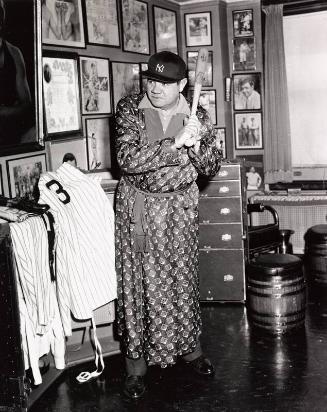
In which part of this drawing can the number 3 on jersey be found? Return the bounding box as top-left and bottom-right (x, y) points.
(46, 180), (71, 204)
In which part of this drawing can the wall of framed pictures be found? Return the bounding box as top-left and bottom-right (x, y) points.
(0, 0), (263, 198)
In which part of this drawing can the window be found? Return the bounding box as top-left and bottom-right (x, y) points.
(283, 10), (327, 172)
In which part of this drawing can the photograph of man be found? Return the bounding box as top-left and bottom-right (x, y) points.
(0, 0), (35, 148)
(114, 51), (222, 400)
(234, 74), (261, 110)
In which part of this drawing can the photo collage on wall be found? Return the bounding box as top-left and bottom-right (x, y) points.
(231, 8), (264, 164)
(39, 0), (182, 179)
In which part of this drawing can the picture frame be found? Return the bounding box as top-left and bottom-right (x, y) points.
(79, 56), (112, 115)
(187, 51), (213, 87)
(121, 0), (150, 55)
(153, 6), (178, 54)
(233, 9), (254, 37)
(234, 112), (263, 150)
(236, 154), (264, 191)
(47, 137), (88, 171)
(42, 52), (82, 139)
(140, 63), (148, 93)
(214, 127), (226, 158)
(85, 0), (120, 47)
(0, 165), (3, 196)
(85, 117), (111, 171)
(185, 12), (212, 47)
(111, 61), (141, 111)
(233, 37), (256, 71)
(41, 0), (86, 48)
(233, 73), (262, 111)
(1, 0), (43, 156)
(6, 153), (47, 199)
(198, 90), (217, 125)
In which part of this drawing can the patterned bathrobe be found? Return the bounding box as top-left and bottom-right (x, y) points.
(115, 93), (222, 368)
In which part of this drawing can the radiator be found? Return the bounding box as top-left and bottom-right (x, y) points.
(250, 195), (327, 254)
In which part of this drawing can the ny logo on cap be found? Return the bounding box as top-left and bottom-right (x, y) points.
(156, 64), (164, 73)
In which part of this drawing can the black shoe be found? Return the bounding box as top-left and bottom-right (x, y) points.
(124, 375), (146, 400)
(186, 355), (215, 377)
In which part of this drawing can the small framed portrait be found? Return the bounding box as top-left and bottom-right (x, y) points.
(111, 61), (141, 110)
(233, 73), (261, 111)
(233, 9), (254, 37)
(187, 51), (213, 87)
(79, 56), (112, 115)
(0, 165), (3, 196)
(214, 127), (226, 158)
(237, 154), (264, 191)
(85, 117), (112, 171)
(85, 0), (120, 47)
(198, 90), (217, 125)
(6, 152), (47, 199)
(234, 112), (263, 150)
(233, 38), (256, 71)
(153, 6), (178, 54)
(42, 52), (82, 139)
(47, 137), (88, 171)
(41, 0), (86, 48)
(121, 0), (150, 55)
(185, 12), (212, 47)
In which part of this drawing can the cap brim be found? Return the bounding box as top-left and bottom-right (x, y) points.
(141, 70), (181, 84)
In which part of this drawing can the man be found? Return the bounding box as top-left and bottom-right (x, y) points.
(0, 0), (33, 146)
(238, 40), (250, 70)
(114, 51), (222, 400)
(235, 77), (261, 110)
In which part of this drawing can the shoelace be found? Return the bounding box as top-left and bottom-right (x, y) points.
(76, 317), (105, 383)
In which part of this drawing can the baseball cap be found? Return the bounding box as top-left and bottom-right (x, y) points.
(142, 51), (187, 83)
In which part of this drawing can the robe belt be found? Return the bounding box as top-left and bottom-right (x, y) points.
(126, 180), (192, 253)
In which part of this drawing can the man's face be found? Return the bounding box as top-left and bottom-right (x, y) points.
(146, 78), (186, 110)
(241, 82), (254, 97)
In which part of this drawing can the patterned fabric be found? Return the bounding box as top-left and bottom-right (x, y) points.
(115, 93), (222, 368)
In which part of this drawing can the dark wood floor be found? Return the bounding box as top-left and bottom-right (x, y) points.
(29, 290), (327, 412)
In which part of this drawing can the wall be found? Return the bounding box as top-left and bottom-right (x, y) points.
(0, 0), (264, 198)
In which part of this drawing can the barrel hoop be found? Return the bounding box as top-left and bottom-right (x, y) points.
(247, 286), (306, 298)
(249, 308), (305, 318)
(247, 278), (304, 289)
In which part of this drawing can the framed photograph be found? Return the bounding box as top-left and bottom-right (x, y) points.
(0, 0), (43, 156)
(85, 0), (120, 47)
(233, 73), (262, 111)
(198, 90), (217, 125)
(153, 6), (178, 54)
(0, 165), (3, 196)
(85, 117), (111, 170)
(6, 153), (47, 199)
(140, 63), (148, 93)
(214, 127), (226, 158)
(233, 9), (254, 37)
(185, 12), (212, 47)
(41, 0), (85, 48)
(234, 112), (263, 150)
(233, 37), (256, 71)
(187, 51), (213, 87)
(47, 137), (88, 171)
(111, 61), (141, 110)
(42, 52), (82, 139)
(80, 56), (112, 115)
(237, 154), (264, 191)
(121, 0), (150, 54)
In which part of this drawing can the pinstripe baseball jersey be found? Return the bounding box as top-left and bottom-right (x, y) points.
(38, 163), (116, 335)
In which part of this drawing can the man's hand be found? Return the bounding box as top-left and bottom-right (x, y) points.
(173, 114), (201, 149)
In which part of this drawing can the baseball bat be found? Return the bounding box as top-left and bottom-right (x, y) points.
(190, 48), (209, 116)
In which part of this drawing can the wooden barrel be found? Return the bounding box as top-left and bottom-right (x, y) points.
(246, 254), (306, 334)
(304, 224), (327, 285)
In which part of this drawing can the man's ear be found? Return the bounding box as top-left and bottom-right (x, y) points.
(179, 78), (187, 93)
